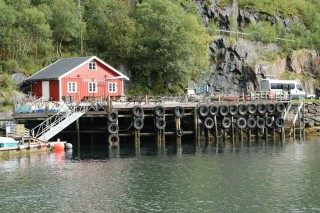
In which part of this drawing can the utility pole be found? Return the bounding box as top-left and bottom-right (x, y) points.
(79, 0), (83, 55)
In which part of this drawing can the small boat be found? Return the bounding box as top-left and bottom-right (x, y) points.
(0, 137), (19, 148)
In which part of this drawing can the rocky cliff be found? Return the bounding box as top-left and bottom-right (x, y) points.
(196, 0), (320, 94)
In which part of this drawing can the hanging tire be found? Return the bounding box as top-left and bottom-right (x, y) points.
(256, 117), (265, 129)
(248, 104), (257, 114)
(275, 117), (285, 128)
(154, 105), (165, 117)
(265, 117), (273, 127)
(107, 110), (118, 123)
(155, 118), (166, 130)
(174, 106), (184, 118)
(236, 117), (246, 129)
(176, 129), (184, 137)
(108, 134), (119, 144)
(247, 117), (256, 129)
(108, 123), (119, 134)
(276, 103), (285, 113)
(209, 105), (218, 116)
(267, 103), (275, 113)
(221, 117), (231, 129)
(132, 105), (144, 118)
(198, 105), (209, 117)
(133, 118), (144, 130)
(229, 105), (238, 115)
(238, 104), (248, 115)
(257, 103), (267, 114)
(219, 105), (229, 116)
(204, 117), (214, 129)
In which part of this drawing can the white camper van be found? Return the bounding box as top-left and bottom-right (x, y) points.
(260, 79), (306, 99)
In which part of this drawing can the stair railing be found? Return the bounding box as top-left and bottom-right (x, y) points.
(30, 102), (87, 139)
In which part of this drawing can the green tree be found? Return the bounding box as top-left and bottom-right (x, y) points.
(84, 0), (136, 65)
(129, 0), (210, 94)
(49, 0), (85, 56)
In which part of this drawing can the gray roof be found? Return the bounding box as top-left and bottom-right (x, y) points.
(26, 56), (93, 81)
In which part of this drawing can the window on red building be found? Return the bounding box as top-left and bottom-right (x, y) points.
(68, 82), (77, 93)
(108, 82), (117, 93)
(88, 82), (97, 93)
(88, 61), (96, 70)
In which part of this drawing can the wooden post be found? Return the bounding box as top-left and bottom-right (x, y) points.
(176, 117), (181, 145)
(231, 116), (234, 147)
(194, 106), (199, 142)
(281, 127), (285, 144)
(265, 126), (268, 145)
(240, 129), (243, 146)
(134, 130), (140, 145)
(214, 116), (219, 149)
(76, 118), (80, 151)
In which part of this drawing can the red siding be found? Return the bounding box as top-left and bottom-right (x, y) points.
(61, 78), (123, 101)
(32, 81), (42, 98)
(49, 80), (59, 101)
(61, 59), (124, 101)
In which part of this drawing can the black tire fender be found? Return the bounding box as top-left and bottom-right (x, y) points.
(219, 105), (229, 116)
(267, 103), (275, 113)
(247, 117), (256, 129)
(276, 103), (285, 113)
(107, 110), (118, 122)
(229, 105), (238, 115)
(154, 105), (165, 117)
(176, 129), (184, 137)
(275, 117), (285, 128)
(155, 117), (166, 130)
(256, 117), (266, 129)
(198, 105), (209, 117)
(174, 106), (184, 118)
(209, 105), (218, 116)
(265, 117), (273, 127)
(238, 104), (248, 115)
(108, 123), (119, 134)
(257, 103), (267, 114)
(248, 104), (257, 114)
(236, 117), (246, 129)
(221, 117), (231, 129)
(132, 105), (144, 118)
(133, 118), (144, 130)
(108, 134), (119, 144)
(204, 117), (214, 129)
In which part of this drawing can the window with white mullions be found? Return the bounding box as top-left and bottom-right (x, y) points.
(88, 61), (96, 70)
(88, 82), (97, 93)
(68, 82), (77, 93)
(108, 82), (117, 93)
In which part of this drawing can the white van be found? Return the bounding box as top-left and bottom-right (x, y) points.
(260, 79), (306, 100)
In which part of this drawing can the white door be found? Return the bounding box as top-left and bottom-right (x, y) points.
(42, 81), (50, 101)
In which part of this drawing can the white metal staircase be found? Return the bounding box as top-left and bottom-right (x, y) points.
(31, 104), (87, 141)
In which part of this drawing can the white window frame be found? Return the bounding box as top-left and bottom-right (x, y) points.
(88, 82), (98, 93)
(108, 82), (117, 93)
(67, 82), (77, 93)
(88, 61), (96, 71)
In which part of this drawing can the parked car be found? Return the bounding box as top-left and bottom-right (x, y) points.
(306, 94), (315, 99)
(316, 88), (320, 99)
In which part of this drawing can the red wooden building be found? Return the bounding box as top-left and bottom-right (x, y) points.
(26, 56), (129, 102)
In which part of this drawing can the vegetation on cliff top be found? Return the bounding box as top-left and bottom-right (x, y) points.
(0, 0), (320, 98)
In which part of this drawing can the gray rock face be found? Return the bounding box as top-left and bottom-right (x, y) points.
(195, 0), (319, 94)
(11, 73), (26, 86)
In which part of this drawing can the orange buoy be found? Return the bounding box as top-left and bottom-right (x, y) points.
(54, 142), (65, 152)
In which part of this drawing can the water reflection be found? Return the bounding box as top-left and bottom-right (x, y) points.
(0, 136), (320, 212)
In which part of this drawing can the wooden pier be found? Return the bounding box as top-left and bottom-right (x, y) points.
(11, 92), (304, 148)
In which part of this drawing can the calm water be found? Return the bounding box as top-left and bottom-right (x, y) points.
(1, 136), (320, 213)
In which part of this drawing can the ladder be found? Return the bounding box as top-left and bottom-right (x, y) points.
(31, 103), (87, 141)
